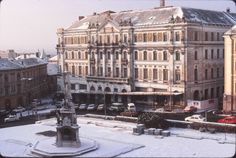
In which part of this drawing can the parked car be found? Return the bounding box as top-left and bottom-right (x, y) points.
(13, 106), (26, 113)
(127, 103), (136, 112)
(185, 114), (206, 122)
(184, 106), (197, 113)
(79, 104), (87, 110)
(87, 104), (97, 111)
(4, 115), (19, 122)
(217, 116), (236, 124)
(108, 103), (125, 112)
(97, 104), (105, 111)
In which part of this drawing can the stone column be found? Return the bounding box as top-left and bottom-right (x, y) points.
(103, 51), (106, 77)
(111, 51), (114, 77)
(119, 50), (122, 78)
(88, 49), (91, 76)
(95, 50), (98, 76)
(127, 50), (130, 78)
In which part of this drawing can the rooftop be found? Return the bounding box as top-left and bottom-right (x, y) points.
(67, 6), (236, 30)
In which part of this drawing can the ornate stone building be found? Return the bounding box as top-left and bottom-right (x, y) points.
(223, 25), (236, 112)
(0, 58), (48, 110)
(56, 6), (236, 108)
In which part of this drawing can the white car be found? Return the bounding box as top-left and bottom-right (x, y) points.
(79, 104), (87, 110)
(97, 104), (104, 111)
(4, 115), (19, 122)
(185, 114), (206, 122)
(127, 103), (136, 112)
(13, 106), (25, 113)
(87, 104), (97, 110)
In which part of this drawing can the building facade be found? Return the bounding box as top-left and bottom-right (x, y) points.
(0, 58), (48, 110)
(56, 6), (236, 108)
(223, 25), (236, 112)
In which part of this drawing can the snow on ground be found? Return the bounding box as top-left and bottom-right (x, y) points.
(0, 116), (235, 157)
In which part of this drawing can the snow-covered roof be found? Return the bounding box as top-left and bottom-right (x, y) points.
(0, 58), (47, 71)
(0, 59), (22, 70)
(48, 55), (58, 62)
(47, 63), (58, 75)
(67, 6), (236, 30)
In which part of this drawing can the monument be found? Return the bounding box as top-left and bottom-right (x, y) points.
(56, 72), (81, 147)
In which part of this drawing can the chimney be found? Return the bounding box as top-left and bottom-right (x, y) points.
(160, 0), (165, 7)
(226, 7), (230, 13)
(78, 16), (85, 21)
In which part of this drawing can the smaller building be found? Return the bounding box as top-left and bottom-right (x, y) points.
(0, 58), (48, 110)
(223, 25), (236, 112)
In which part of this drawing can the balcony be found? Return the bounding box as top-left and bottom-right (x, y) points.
(86, 76), (129, 84)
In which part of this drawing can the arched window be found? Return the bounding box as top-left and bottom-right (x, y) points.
(153, 51), (157, 60)
(176, 51), (180, 61)
(143, 51), (147, 60)
(163, 51), (167, 61)
(78, 51), (81, 59)
(71, 51), (74, 59)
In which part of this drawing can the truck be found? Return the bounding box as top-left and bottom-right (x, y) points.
(186, 99), (218, 111)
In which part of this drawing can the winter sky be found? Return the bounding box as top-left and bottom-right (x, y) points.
(0, 0), (235, 54)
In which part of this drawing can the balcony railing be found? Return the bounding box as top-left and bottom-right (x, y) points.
(87, 76), (129, 84)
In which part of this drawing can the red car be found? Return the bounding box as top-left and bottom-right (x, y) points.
(217, 116), (236, 124)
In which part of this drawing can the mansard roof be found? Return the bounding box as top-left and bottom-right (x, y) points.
(67, 6), (236, 30)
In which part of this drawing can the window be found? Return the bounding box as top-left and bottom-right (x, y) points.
(163, 51), (168, 61)
(99, 35), (102, 44)
(135, 51), (138, 60)
(99, 66), (103, 76)
(124, 34), (127, 43)
(175, 31), (180, 41)
(163, 69), (168, 81)
(194, 51), (198, 60)
(78, 51), (81, 59)
(211, 68), (214, 79)
(205, 69), (208, 80)
(143, 68), (148, 80)
(123, 51), (127, 60)
(115, 34), (119, 44)
(211, 49), (214, 59)
(153, 51), (157, 60)
(153, 68), (158, 80)
(223, 49), (224, 59)
(194, 31), (198, 41)
(217, 49), (220, 59)
(135, 68), (139, 79)
(85, 66), (88, 75)
(205, 89), (208, 99)
(175, 68), (180, 81)
(72, 65), (75, 75)
(211, 32), (214, 41)
(217, 68), (219, 78)
(71, 84), (76, 90)
(107, 51), (110, 60)
(116, 51), (119, 60)
(116, 67), (119, 77)
(163, 32), (168, 41)
(194, 68), (198, 81)
(205, 32), (208, 41)
(211, 88), (214, 98)
(205, 49), (208, 59)
(216, 87), (220, 97)
(85, 52), (88, 59)
(217, 32), (220, 41)
(78, 66), (82, 75)
(143, 33), (147, 42)
(100, 52), (103, 60)
(134, 34), (137, 42)
(91, 52), (95, 59)
(176, 51), (180, 61)
(153, 33), (157, 42)
(107, 35), (110, 44)
(143, 51), (147, 60)
(123, 67), (127, 78)
(71, 51), (74, 59)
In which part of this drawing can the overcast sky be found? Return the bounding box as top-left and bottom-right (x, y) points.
(0, 0), (235, 54)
